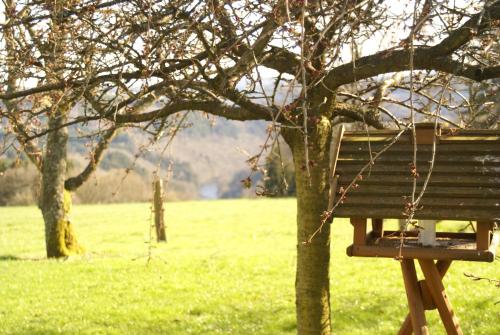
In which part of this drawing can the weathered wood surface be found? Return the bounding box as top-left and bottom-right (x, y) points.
(153, 179), (167, 242)
(476, 221), (494, 250)
(350, 218), (367, 246)
(400, 260), (429, 335)
(337, 207), (496, 221)
(333, 128), (500, 221)
(399, 260), (452, 335)
(372, 218), (383, 238)
(419, 260), (463, 335)
(347, 244), (495, 262)
(347, 231), (497, 262)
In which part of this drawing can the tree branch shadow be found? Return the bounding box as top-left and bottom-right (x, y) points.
(0, 254), (44, 261)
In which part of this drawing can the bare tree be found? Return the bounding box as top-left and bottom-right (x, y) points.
(1, 0), (180, 257)
(1, 1), (499, 334)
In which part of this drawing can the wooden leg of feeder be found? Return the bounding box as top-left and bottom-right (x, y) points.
(350, 218), (367, 245)
(476, 221), (493, 250)
(400, 259), (429, 335)
(398, 316), (413, 335)
(398, 260), (452, 335)
(436, 260), (452, 276)
(372, 218), (384, 238)
(420, 260), (452, 310)
(418, 260), (462, 335)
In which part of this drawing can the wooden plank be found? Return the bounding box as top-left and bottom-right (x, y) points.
(418, 260), (463, 335)
(401, 260), (429, 335)
(334, 206), (499, 221)
(338, 174), (500, 187)
(341, 137), (500, 152)
(341, 128), (500, 139)
(335, 195), (500, 209)
(476, 221), (494, 250)
(338, 158), (500, 168)
(342, 134), (500, 143)
(338, 185), (500, 198)
(340, 142), (500, 153)
(350, 218), (367, 246)
(343, 137), (500, 146)
(337, 153), (500, 164)
(439, 129), (500, 137)
(337, 164), (500, 176)
(382, 231), (476, 240)
(440, 135), (500, 141)
(339, 173), (500, 184)
(339, 150), (500, 163)
(347, 244), (495, 262)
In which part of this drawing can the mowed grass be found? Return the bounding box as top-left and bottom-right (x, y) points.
(0, 199), (498, 335)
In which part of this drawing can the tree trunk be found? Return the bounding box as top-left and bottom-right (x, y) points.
(40, 109), (83, 258)
(37, 1), (83, 258)
(283, 116), (333, 335)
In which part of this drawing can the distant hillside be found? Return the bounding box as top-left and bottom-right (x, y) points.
(68, 113), (270, 201)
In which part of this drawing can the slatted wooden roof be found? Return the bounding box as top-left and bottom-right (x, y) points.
(333, 126), (500, 221)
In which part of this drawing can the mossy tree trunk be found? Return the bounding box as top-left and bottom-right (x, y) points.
(283, 113), (333, 335)
(40, 106), (83, 258)
(37, 0), (83, 258)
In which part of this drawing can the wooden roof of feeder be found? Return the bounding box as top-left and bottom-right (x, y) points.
(332, 124), (500, 222)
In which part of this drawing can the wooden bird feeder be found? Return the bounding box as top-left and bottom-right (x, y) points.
(331, 123), (499, 335)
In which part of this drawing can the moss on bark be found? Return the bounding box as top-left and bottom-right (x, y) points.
(283, 116), (333, 335)
(45, 190), (84, 258)
(41, 103), (83, 258)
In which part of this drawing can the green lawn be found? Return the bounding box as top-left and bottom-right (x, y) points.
(0, 199), (498, 334)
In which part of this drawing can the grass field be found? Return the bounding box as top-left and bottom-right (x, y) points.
(0, 199), (498, 334)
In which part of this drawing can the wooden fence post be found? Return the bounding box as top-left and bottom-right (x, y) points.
(153, 179), (166, 242)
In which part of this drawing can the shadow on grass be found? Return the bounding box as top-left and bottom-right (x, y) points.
(0, 254), (22, 261)
(0, 254), (45, 261)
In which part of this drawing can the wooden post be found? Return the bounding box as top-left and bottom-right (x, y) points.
(419, 260), (462, 335)
(400, 259), (429, 335)
(415, 122), (442, 145)
(153, 179), (167, 242)
(372, 218), (384, 238)
(350, 218), (367, 246)
(476, 221), (493, 250)
(398, 316), (413, 335)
